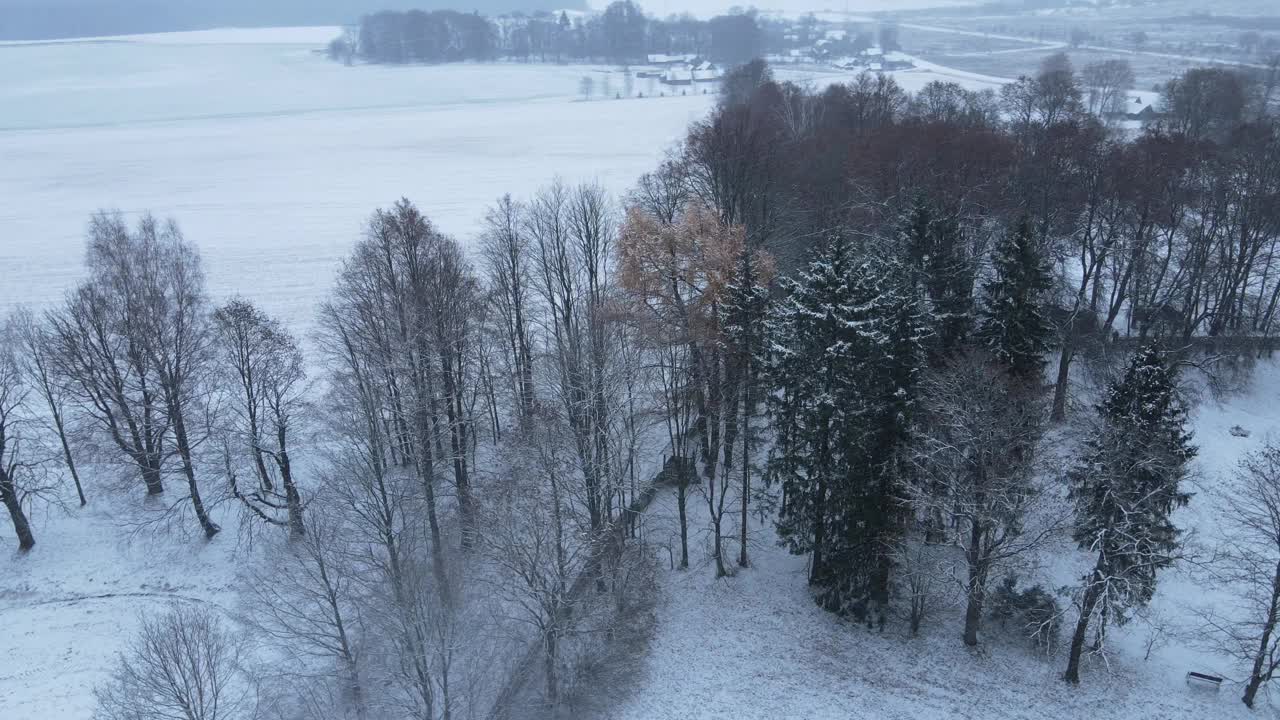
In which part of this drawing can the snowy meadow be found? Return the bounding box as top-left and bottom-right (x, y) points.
(0, 29), (1005, 332)
(0, 30), (716, 332)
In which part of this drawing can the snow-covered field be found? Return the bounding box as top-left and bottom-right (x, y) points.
(0, 32), (715, 335)
(0, 28), (1006, 336)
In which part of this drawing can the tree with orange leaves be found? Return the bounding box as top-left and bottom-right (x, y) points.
(618, 202), (773, 576)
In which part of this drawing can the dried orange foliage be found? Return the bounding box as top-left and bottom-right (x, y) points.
(617, 203), (772, 345)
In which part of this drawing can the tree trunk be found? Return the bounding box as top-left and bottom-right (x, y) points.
(142, 461), (164, 496)
(1064, 567), (1103, 684)
(544, 629), (559, 705)
(1051, 342), (1073, 422)
(248, 405), (273, 492)
(677, 480), (689, 570)
(0, 469), (35, 551)
(349, 662), (368, 720)
(172, 405), (220, 539)
(1243, 558), (1280, 708)
(41, 396), (86, 506)
(739, 404), (750, 568)
(440, 352), (474, 548)
(962, 520), (987, 646)
(711, 493), (726, 578)
(55, 418), (86, 506)
(277, 429), (304, 538)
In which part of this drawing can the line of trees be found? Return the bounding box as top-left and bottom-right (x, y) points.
(338, 1), (769, 66)
(657, 55), (1273, 693)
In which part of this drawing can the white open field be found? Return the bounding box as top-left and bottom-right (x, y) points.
(0, 28), (1006, 336)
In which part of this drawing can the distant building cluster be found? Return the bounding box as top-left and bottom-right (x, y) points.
(641, 54), (724, 85)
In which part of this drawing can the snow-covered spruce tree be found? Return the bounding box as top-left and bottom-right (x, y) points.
(975, 216), (1053, 386)
(769, 235), (927, 621)
(899, 195), (974, 363)
(1063, 345), (1195, 684)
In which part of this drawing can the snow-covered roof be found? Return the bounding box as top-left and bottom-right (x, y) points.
(648, 53), (696, 64)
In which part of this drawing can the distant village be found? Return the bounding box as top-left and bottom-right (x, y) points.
(640, 45), (915, 87)
(637, 21), (918, 87)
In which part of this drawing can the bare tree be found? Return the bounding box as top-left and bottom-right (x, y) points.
(322, 202), (454, 600)
(479, 195), (537, 425)
(314, 323), (459, 720)
(481, 417), (588, 705)
(0, 321), (39, 551)
(526, 180), (618, 551)
(630, 158), (690, 226)
(905, 355), (1056, 647)
(1202, 440), (1280, 708)
(94, 605), (257, 720)
(214, 299), (308, 537)
(49, 213), (169, 497)
(130, 216), (221, 538)
(243, 505), (366, 717)
(893, 539), (949, 636)
(1082, 59), (1135, 117)
(12, 307), (85, 506)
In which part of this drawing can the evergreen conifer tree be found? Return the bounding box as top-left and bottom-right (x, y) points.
(976, 218), (1053, 384)
(899, 196), (974, 361)
(1063, 346), (1195, 684)
(769, 235), (927, 621)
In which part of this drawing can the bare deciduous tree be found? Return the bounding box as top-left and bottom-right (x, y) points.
(479, 194), (537, 426)
(1202, 440), (1280, 708)
(94, 605), (257, 720)
(244, 505), (366, 717)
(1082, 59), (1135, 117)
(129, 216), (221, 538)
(12, 307), (86, 506)
(214, 299), (307, 537)
(905, 355), (1056, 647)
(49, 213), (169, 497)
(0, 320), (40, 551)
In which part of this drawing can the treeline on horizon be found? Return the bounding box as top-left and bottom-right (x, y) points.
(0, 0), (571, 41)
(337, 2), (805, 66)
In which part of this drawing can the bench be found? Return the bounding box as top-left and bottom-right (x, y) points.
(1185, 671), (1223, 692)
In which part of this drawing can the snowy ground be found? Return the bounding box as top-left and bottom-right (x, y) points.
(605, 363), (1280, 720)
(0, 496), (244, 720)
